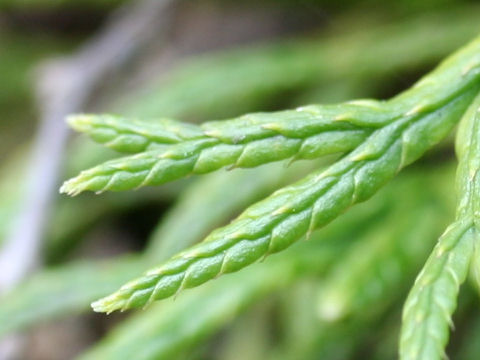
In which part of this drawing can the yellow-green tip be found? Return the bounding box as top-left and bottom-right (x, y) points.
(91, 295), (125, 314)
(59, 175), (87, 196)
(66, 114), (97, 133)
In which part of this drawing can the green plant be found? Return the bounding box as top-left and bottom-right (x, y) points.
(60, 31), (480, 359)
(400, 91), (480, 359)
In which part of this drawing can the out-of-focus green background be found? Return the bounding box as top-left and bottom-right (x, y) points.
(1, 1), (480, 359)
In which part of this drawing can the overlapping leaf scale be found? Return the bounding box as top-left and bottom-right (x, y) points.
(400, 221), (476, 360)
(62, 34), (480, 195)
(400, 92), (480, 360)
(92, 84), (477, 313)
(61, 107), (377, 195)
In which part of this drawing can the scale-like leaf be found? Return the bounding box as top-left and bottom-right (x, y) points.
(85, 35), (480, 313)
(400, 92), (480, 360)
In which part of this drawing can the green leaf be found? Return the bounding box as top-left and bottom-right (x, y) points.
(400, 92), (480, 360)
(400, 222), (476, 360)
(61, 34), (480, 195)
(89, 34), (480, 313)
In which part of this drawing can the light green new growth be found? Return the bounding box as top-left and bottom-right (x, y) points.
(86, 35), (480, 314)
(399, 93), (480, 360)
(62, 34), (480, 195)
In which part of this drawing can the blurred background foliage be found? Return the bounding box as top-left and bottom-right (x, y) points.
(1, 0), (480, 359)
